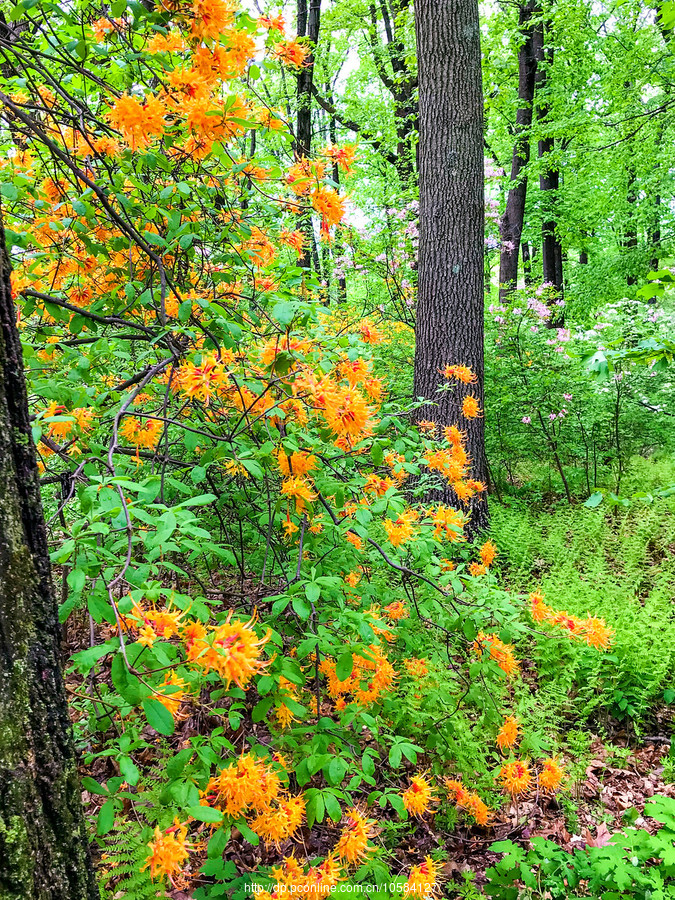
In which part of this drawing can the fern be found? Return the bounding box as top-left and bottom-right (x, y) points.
(99, 819), (169, 900)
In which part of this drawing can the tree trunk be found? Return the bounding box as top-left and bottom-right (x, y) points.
(0, 208), (98, 899)
(499, 1), (538, 301)
(413, 0), (488, 534)
(295, 0), (322, 271)
(533, 18), (563, 293)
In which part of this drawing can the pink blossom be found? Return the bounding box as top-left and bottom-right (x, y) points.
(522, 416), (531, 424)
(563, 393), (573, 401)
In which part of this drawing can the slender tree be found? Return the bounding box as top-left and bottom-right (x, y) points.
(0, 208), (98, 899)
(533, 17), (563, 292)
(413, 0), (488, 532)
(499, 1), (539, 301)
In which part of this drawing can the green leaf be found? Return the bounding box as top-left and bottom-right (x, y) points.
(584, 491), (604, 509)
(97, 799), (116, 836)
(119, 756), (141, 786)
(142, 698), (175, 735)
(81, 776), (108, 796)
(336, 651), (354, 681)
(186, 805), (224, 823)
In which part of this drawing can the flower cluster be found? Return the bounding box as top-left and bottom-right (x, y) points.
(529, 591), (614, 650)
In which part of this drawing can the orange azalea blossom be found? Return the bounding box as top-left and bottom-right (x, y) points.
(474, 632), (519, 678)
(286, 156), (326, 195)
(107, 93), (166, 150)
(539, 757), (565, 793)
(272, 38), (310, 68)
(402, 774), (436, 817)
(359, 320), (383, 344)
(203, 754), (281, 817)
(250, 795), (306, 845)
(364, 473), (395, 497)
(276, 448), (317, 477)
(419, 419), (437, 434)
(480, 540), (498, 568)
(281, 475), (316, 513)
(185, 612), (270, 688)
(279, 228), (306, 256)
(405, 856), (441, 897)
(143, 819), (189, 883)
(496, 715), (520, 752)
(189, 0), (236, 41)
(384, 510), (418, 548)
(177, 352), (229, 405)
(469, 562), (487, 577)
(404, 657), (429, 678)
(323, 387), (374, 440)
(500, 759), (532, 796)
(443, 364), (477, 384)
(42, 401), (73, 439)
(444, 424), (465, 446)
(462, 394), (483, 418)
(446, 779), (491, 826)
(311, 186), (346, 236)
(384, 600), (408, 621)
(119, 416), (163, 449)
(428, 504), (466, 541)
(528, 591), (613, 650)
(156, 671), (187, 717)
(322, 143), (358, 175)
(259, 13), (286, 32)
(335, 808), (375, 865)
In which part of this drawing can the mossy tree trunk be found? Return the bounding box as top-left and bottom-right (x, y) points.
(0, 208), (98, 898)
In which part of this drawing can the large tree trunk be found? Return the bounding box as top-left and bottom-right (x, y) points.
(498, 1), (538, 301)
(0, 209), (98, 898)
(533, 18), (563, 293)
(413, 0), (488, 534)
(295, 0), (322, 272)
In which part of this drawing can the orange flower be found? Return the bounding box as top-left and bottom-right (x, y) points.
(539, 757), (564, 793)
(272, 39), (310, 67)
(322, 143), (358, 175)
(479, 540), (498, 568)
(500, 760), (532, 796)
(405, 857), (440, 897)
(119, 416), (163, 449)
(249, 795), (306, 845)
(276, 449), (317, 477)
(358, 320), (383, 344)
(259, 14), (286, 32)
(177, 352), (229, 405)
(474, 632), (519, 678)
(143, 820), (189, 883)
(468, 562), (487, 577)
(335, 808), (374, 865)
(384, 601), (408, 621)
(107, 93), (165, 150)
(156, 671), (187, 718)
(461, 394), (483, 419)
(384, 511), (417, 548)
(189, 0), (236, 41)
(496, 715), (519, 752)
(311, 186), (346, 236)
(443, 364), (477, 384)
(323, 387), (373, 440)
(402, 774), (435, 817)
(186, 613), (270, 689)
(404, 658), (429, 678)
(579, 614), (613, 650)
(281, 475), (316, 513)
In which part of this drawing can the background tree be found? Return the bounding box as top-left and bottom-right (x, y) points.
(0, 209), (98, 898)
(413, 0), (488, 531)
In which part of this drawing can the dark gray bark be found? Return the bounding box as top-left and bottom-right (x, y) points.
(533, 18), (563, 292)
(413, 0), (488, 534)
(498, 1), (538, 301)
(0, 207), (98, 898)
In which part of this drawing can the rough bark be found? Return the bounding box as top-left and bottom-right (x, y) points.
(499, 1), (538, 301)
(413, 0), (488, 534)
(295, 0), (322, 271)
(0, 206), (98, 899)
(533, 18), (563, 293)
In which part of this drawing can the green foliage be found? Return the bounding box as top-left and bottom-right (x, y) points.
(485, 795), (675, 900)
